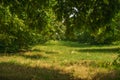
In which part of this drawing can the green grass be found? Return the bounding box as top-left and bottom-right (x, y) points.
(0, 40), (120, 80)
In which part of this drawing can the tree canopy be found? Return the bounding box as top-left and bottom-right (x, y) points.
(0, 0), (120, 52)
(54, 0), (120, 41)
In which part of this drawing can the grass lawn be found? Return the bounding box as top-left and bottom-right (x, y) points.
(0, 40), (120, 80)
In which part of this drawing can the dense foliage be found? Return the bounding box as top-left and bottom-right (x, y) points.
(0, 0), (48, 52)
(54, 0), (120, 44)
(0, 0), (120, 52)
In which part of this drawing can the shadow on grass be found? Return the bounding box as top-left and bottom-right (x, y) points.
(30, 48), (60, 54)
(20, 54), (48, 60)
(0, 62), (120, 80)
(78, 47), (120, 53)
(0, 62), (81, 80)
(44, 40), (92, 48)
(0, 52), (48, 60)
(63, 44), (92, 48)
(93, 70), (120, 80)
(51, 41), (120, 49)
(45, 51), (59, 54)
(0, 50), (58, 60)
(31, 49), (42, 52)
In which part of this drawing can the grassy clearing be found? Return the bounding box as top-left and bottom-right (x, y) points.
(0, 40), (120, 80)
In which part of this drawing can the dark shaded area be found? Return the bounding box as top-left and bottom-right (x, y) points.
(32, 49), (59, 54)
(61, 42), (92, 48)
(17, 50), (48, 60)
(0, 47), (42, 54)
(0, 49), (58, 60)
(93, 70), (120, 80)
(0, 51), (47, 60)
(20, 54), (48, 60)
(0, 62), (81, 80)
(45, 51), (59, 54)
(44, 41), (93, 48)
(50, 41), (120, 49)
(78, 47), (120, 53)
(63, 44), (91, 48)
(0, 62), (120, 80)
(31, 49), (43, 52)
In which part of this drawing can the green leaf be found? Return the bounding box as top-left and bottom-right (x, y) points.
(103, 0), (109, 5)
